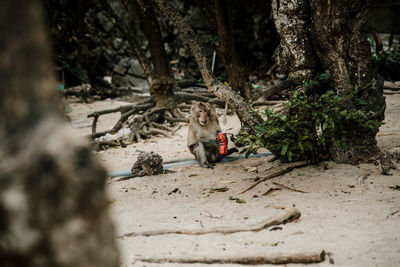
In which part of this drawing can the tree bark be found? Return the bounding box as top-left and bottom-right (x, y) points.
(272, 0), (318, 83)
(310, 0), (386, 163)
(153, 0), (263, 130)
(272, 0), (386, 163)
(0, 1), (119, 266)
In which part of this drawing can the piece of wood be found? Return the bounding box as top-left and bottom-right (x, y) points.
(240, 162), (308, 194)
(272, 181), (308, 193)
(118, 207), (301, 238)
(135, 250), (326, 265)
(262, 187), (282, 196)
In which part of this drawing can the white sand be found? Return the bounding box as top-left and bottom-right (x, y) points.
(67, 94), (400, 266)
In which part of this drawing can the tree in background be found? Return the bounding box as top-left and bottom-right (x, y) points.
(239, 0), (386, 164)
(195, 0), (251, 98)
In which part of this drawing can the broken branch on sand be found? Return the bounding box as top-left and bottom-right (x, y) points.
(271, 181), (308, 193)
(135, 250), (326, 265)
(118, 207), (300, 238)
(240, 162), (308, 194)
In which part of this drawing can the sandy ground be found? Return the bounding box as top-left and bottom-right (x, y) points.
(67, 94), (400, 267)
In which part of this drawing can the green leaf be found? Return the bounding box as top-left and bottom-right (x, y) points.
(236, 199), (246, 204)
(287, 150), (293, 161)
(298, 142), (304, 153)
(318, 73), (327, 80)
(333, 140), (341, 147)
(281, 144), (288, 156)
(322, 121), (328, 131)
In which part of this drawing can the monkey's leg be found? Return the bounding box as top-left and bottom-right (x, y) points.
(193, 143), (214, 168)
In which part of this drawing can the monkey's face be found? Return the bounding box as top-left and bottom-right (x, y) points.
(197, 108), (209, 126)
(194, 103), (211, 126)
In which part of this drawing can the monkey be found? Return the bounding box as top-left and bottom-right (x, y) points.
(187, 102), (237, 168)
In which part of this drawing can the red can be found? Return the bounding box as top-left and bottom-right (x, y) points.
(217, 133), (227, 155)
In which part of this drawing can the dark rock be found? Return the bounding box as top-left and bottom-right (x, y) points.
(131, 152), (164, 177)
(127, 59), (144, 77)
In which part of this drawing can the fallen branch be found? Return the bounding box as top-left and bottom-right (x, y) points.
(118, 207), (301, 238)
(240, 162), (308, 194)
(272, 181), (308, 193)
(386, 209), (400, 219)
(262, 187), (282, 196)
(135, 250), (326, 265)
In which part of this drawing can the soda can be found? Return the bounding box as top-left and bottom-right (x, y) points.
(217, 133), (227, 155)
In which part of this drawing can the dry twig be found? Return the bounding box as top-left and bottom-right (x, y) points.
(271, 181), (308, 193)
(262, 187), (282, 196)
(118, 207), (301, 238)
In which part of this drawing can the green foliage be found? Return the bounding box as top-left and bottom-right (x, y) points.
(235, 74), (383, 163)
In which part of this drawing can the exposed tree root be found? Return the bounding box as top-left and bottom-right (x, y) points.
(118, 207), (300, 238)
(135, 250), (326, 265)
(86, 90), (242, 149)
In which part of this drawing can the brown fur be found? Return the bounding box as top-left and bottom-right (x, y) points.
(187, 102), (221, 168)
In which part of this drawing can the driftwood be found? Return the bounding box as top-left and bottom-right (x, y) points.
(240, 162), (308, 194)
(135, 250), (326, 265)
(119, 207), (301, 238)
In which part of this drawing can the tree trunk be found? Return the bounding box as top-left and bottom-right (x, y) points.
(0, 1), (119, 266)
(272, 0), (318, 84)
(130, 0), (176, 108)
(194, 0), (251, 99)
(311, 0), (386, 163)
(153, 0), (263, 130)
(272, 0), (386, 163)
(214, 0), (251, 99)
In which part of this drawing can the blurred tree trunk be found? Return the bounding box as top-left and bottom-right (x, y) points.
(153, 0), (264, 130)
(0, 1), (119, 266)
(272, 0), (386, 163)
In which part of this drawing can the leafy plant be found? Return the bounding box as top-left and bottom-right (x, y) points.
(235, 74), (383, 163)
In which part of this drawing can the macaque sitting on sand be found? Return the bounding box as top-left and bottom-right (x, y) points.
(187, 102), (236, 168)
